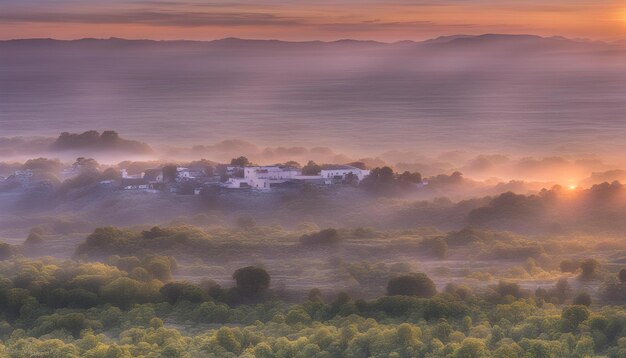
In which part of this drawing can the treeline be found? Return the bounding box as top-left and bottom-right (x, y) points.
(52, 130), (153, 154)
(0, 256), (625, 356)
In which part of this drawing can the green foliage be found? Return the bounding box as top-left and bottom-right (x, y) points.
(230, 156), (250, 167)
(419, 237), (448, 259)
(301, 160), (321, 175)
(579, 258), (599, 279)
(560, 259), (580, 273)
(573, 292), (591, 307)
(233, 266), (271, 299)
(160, 281), (206, 304)
(387, 273), (437, 298)
(0, 242), (16, 260)
(561, 305), (590, 332)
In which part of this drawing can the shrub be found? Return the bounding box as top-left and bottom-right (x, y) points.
(0, 243), (16, 260)
(562, 305), (590, 331)
(419, 237), (448, 259)
(387, 273), (437, 298)
(559, 259), (580, 273)
(160, 282), (206, 304)
(573, 292), (592, 307)
(580, 259), (599, 279)
(24, 232), (44, 245)
(495, 281), (524, 299)
(233, 266), (270, 298)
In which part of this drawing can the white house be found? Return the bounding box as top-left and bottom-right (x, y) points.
(120, 169), (142, 179)
(221, 165), (301, 190)
(245, 165), (301, 190)
(320, 165), (370, 182)
(177, 167), (205, 179)
(221, 164), (369, 190)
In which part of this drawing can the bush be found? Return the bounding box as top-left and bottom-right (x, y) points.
(387, 273), (437, 298)
(580, 259), (599, 279)
(24, 232), (44, 245)
(160, 282), (206, 304)
(562, 305), (590, 331)
(573, 292), (592, 307)
(560, 259), (580, 273)
(419, 237), (448, 259)
(0, 243), (16, 260)
(233, 266), (270, 298)
(495, 281), (524, 299)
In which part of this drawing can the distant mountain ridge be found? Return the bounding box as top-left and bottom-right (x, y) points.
(1, 34), (623, 58)
(0, 33), (618, 48)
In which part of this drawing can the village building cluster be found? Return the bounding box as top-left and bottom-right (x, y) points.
(221, 164), (369, 190)
(120, 163), (370, 194)
(0, 159), (372, 196)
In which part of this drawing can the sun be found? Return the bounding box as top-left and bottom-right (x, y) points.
(568, 185), (577, 190)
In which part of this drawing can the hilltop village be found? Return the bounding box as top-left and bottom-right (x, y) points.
(0, 156), (400, 198)
(121, 162), (370, 194)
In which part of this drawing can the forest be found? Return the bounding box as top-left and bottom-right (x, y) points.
(1, 150), (626, 357)
(0, 218), (624, 357)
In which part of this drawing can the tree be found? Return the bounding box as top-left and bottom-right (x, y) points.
(561, 305), (589, 331)
(553, 277), (571, 303)
(73, 157), (100, 173)
(100, 130), (120, 143)
(162, 165), (178, 183)
(496, 281), (523, 299)
(573, 292), (592, 306)
(24, 231), (44, 246)
(230, 156), (250, 167)
(101, 277), (142, 309)
(0, 243), (15, 260)
(455, 338), (488, 358)
(580, 258), (599, 279)
(398, 171), (422, 184)
(368, 167), (394, 183)
(344, 172), (358, 185)
(233, 266), (270, 298)
(307, 288), (324, 303)
(254, 342), (274, 358)
(160, 282), (206, 304)
(144, 256), (173, 282)
(559, 259), (580, 273)
(387, 273), (437, 297)
(419, 237), (448, 259)
(618, 268), (626, 283)
(284, 161), (301, 169)
(216, 327), (241, 353)
(302, 160), (321, 175)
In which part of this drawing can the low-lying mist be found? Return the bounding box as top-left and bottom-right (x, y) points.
(2, 132), (626, 241)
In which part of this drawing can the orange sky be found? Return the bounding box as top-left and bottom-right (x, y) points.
(1, 1), (625, 41)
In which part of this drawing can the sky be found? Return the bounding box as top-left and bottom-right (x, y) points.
(0, 0), (625, 41)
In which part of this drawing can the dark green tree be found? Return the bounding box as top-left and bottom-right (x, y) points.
(387, 273), (437, 297)
(233, 266), (270, 298)
(230, 156), (250, 167)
